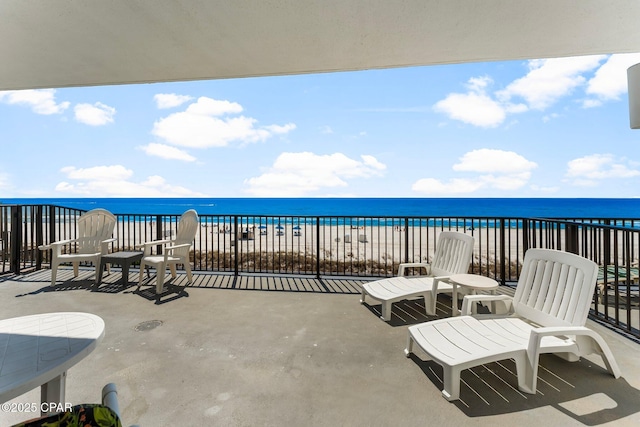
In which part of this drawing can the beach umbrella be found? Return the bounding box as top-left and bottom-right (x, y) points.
(293, 226), (301, 230)
(258, 225), (267, 229)
(276, 225), (284, 229)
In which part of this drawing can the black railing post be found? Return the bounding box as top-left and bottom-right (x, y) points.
(48, 205), (56, 247)
(10, 206), (21, 273)
(155, 215), (163, 254)
(35, 205), (43, 270)
(603, 219), (611, 265)
(403, 217), (409, 263)
(499, 219), (506, 285)
(233, 216), (239, 276)
(565, 223), (579, 254)
(316, 217), (321, 279)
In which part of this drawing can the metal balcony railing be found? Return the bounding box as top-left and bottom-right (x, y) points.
(1, 204), (639, 339)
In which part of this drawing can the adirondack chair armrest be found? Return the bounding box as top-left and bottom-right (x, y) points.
(460, 294), (513, 316)
(39, 239), (77, 254)
(100, 238), (117, 253)
(165, 243), (191, 251)
(398, 262), (431, 277)
(48, 239), (77, 247)
(137, 239), (174, 254)
(162, 243), (191, 262)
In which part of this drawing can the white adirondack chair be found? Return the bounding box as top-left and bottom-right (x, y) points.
(405, 248), (621, 401)
(39, 208), (117, 286)
(360, 231), (475, 321)
(137, 210), (199, 294)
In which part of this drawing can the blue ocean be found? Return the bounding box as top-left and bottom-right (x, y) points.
(2, 198), (640, 218)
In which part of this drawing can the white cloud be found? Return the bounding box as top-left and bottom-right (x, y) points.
(498, 56), (605, 110)
(530, 184), (560, 194)
(154, 93), (194, 109)
(139, 143), (196, 162)
(434, 91), (506, 128)
(565, 154), (640, 186)
(585, 53), (640, 103)
(74, 102), (116, 126)
(185, 97), (243, 116)
(320, 125), (333, 134)
(412, 178), (484, 195)
(152, 96), (295, 148)
(412, 149), (537, 195)
(244, 152), (386, 196)
(0, 89), (69, 114)
(434, 76), (507, 128)
(453, 149), (538, 174)
(434, 55), (623, 127)
(55, 165), (205, 197)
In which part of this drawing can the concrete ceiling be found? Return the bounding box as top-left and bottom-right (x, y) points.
(2, 0), (640, 91)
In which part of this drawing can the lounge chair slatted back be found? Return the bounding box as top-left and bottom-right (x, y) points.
(514, 250), (597, 328)
(430, 234), (474, 277)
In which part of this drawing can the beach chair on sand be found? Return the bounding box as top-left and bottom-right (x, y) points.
(39, 209), (116, 286)
(405, 248), (621, 401)
(137, 210), (199, 295)
(360, 231), (474, 321)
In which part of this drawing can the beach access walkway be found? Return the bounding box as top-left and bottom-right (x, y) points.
(1, 267), (639, 426)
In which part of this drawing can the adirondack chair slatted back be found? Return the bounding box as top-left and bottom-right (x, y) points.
(430, 232), (474, 277)
(173, 210), (199, 257)
(76, 209), (117, 254)
(514, 248), (598, 328)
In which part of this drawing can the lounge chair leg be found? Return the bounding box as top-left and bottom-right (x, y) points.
(424, 293), (436, 316)
(380, 302), (391, 321)
(360, 289), (366, 304)
(73, 262), (79, 277)
(442, 367), (461, 401)
(404, 334), (414, 357)
(515, 355), (537, 394)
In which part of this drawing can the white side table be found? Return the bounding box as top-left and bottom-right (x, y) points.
(0, 312), (105, 415)
(448, 274), (499, 316)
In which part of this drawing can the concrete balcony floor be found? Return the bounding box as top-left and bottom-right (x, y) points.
(1, 268), (639, 426)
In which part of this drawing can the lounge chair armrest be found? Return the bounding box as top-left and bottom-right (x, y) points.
(528, 326), (622, 379)
(398, 262), (431, 277)
(460, 294), (513, 316)
(527, 326), (593, 361)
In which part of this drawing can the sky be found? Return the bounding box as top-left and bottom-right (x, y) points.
(2, 53), (640, 199)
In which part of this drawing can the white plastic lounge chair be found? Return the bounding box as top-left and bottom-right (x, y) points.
(405, 248), (621, 401)
(360, 231), (474, 321)
(39, 208), (116, 286)
(137, 209), (199, 295)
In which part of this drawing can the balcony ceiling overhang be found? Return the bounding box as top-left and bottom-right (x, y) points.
(2, 0), (640, 91)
